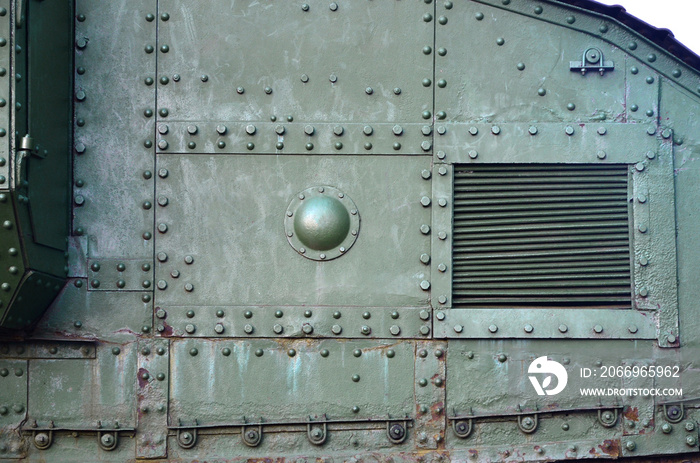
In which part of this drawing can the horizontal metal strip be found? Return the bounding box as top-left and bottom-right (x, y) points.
(454, 176), (628, 185)
(453, 220), (629, 234)
(452, 194), (628, 205)
(453, 273), (631, 283)
(454, 164), (627, 173)
(453, 226), (628, 240)
(453, 265), (632, 276)
(453, 247), (629, 261)
(451, 301), (633, 309)
(453, 206), (628, 219)
(453, 279), (631, 289)
(454, 241), (630, 253)
(453, 288), (631, 296)
(453, 182), (627, 191)
(455, 188), (628, 199)
(454, 234), (630, 247)
(454, 213), (629, 227)
(453, 200), (629, 213)
(434, 308), (653, 339)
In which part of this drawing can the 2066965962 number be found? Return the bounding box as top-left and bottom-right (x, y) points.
(600, 365), (680, 378)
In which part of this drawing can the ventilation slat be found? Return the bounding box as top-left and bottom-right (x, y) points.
(452, 164), (632, 309)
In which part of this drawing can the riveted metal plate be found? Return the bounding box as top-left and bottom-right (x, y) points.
(156, 0), (432, 125)
(169, 339), (414, 423)
(626, 60), (659, 123)
(32, 282), (153, 343)
(154, 155), (430, 308)
(73, 0), (156, 260)
(445, 340), (672, 456)
(28, 344), (136, 429)
(434, 308), (655, 339)
(0, 0), (8, 184)
(414, 341), (446, 450)
(156, 306), (430, 340)
(0, 342), (95, 360)
(435, 1), (626, 124)
(136, 339), (169, 458)
(284, 185), (360, 261)
(0, 192), (25, 324)
(156, 122), (432, 156)
(430, 164), (451, 310)
(86, 259), (154, 292)
(0, 359), (28, 459)
(434, 122), (658, 165)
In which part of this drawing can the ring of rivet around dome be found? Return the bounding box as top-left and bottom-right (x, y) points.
(285, 186), (360, 261)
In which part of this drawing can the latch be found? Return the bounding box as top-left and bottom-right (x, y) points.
(570, 47), (614, 75)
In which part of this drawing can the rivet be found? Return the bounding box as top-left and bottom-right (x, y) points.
(437, 47), (447, 56)
(558, 324), (568, 333)
(662, 423), (672, 434)
(638, 224), (648, 234)
(244, 324), (254, 334)
(668, 334), (677, 343)
(565, 126), (574, 136)
(438, 16), (447, 25)
(360, 325), (371, 335)
(647, 126), (656, 135)
(420, 196), (431, 207)
(436, 150), (446, 159)
(184, 283), (194, 292)
(111, 347), (121, 355)
(436, 110), (446, 119)
(352, 374), (360, 382)
(646, 109), (654, 117)
(438, 166), (447, 176)
(420, 280), (430, 290)
(524, 324), (534, 333)
(332, 324), (342, 335)
(496, 37), (505, 46)
(329, 2), (338, 11)
(185, 323), (195, 334)
(365, 87), (373, 95)
(437, 263), (446, 272)
(528, 126), (538, 135)
(537, 88), (546, 96)
(353, 349), (362, 357)
(597, 151), (607, 160)
(160, 44), (169, 53)
(594, 324), (603, 334)
(597, 127), (607, 135)
(264, 86), (273, 94)
(393, 87), (401, 95)
(438, 231), (447, 240)
(189, 348), (198, 356)
(287, 349), (296, 357)
(628, 324), (638, 334)
(475, 12), (484, 20)
(304, 125), (315, 136)
(435, 311), (445, 320)
(491, 126), (500, 135)
(423, 13), (433, 22)
(687, 436), (697, 446)
(333, 311), (341, 319)
(320, 349), (329, 357)
(628, 42), (637, 50)
(92, 262), (102, 272)
(672, 69), (682, 78)
(635, 162), (645, 172)
(498, 354), (507, 362)
(161, 12), (170, 21)
(245, 124), (256, 135)
(647, 53), (657, 62)
(567, 103), (576, 111)
(453, 324), (463, 333)
(419, 310), (430, 321)
(302, 3), (310, 11)
(566, 15), (575, 24)
(468, 150), (478, 159)
(305, 310), (313, 318)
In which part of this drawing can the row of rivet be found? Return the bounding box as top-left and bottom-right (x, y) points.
(448, 321), (640, 335)
(156, 123), (432, 153)
(0, 6), (7, 187)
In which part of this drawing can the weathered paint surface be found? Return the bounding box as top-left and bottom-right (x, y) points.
(0, 0), (698, 461)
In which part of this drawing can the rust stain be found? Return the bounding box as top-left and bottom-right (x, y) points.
(598, 439), (621, 457)
(138, 367), (149, 388)
(623, 406), (639, 421)
(160, 323), (174, 337)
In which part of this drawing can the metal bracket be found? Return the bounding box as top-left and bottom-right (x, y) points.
(241, 417), (262, 447)
(97, 431), (118, 451)
(307, 414), (328, 445)
(517, 414), (538, 434)
(31, 429), (53, 450)
(452, 418), (473, 438)
(597, 408), (619, 428)
(663, 403), (684, 423)
(570, 47), (614, 75)
(176, 423), (197, 449)
(386, 416), (409, 444)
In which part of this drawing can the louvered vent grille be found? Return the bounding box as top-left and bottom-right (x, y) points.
(452, 164), (632, 309)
